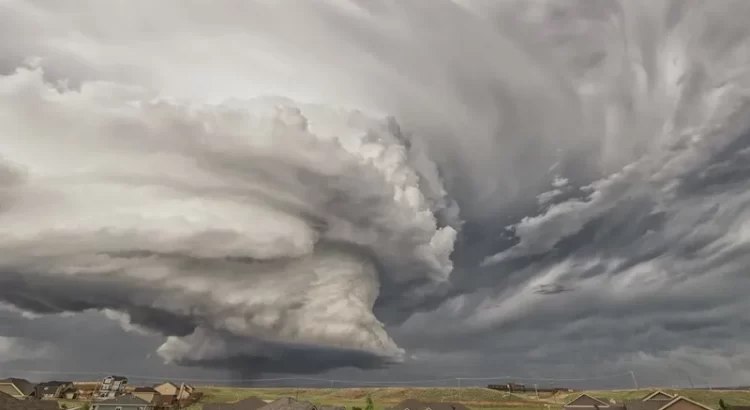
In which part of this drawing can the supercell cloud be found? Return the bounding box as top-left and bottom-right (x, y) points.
(2, 0), (750, 385)
(0, 67), (457, 372)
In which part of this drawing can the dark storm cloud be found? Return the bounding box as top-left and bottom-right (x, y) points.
(183, 338), (393, 378)
(1, 0), (750, 386)
(0, 269), (198, 335)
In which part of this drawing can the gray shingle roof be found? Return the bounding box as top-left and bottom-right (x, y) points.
(203, 395), (269, 410)
(289, 401), (316, 410)
(37, 382), (71, 388)
(97, 394), (150, 405)
(34, 381), (73, 397)
(0, 378), (37, 396)
(623, 400), (669, 410)
(387, 399), (473, 410)
(0, 391), (60, 410)
(258, 397), (298, 410)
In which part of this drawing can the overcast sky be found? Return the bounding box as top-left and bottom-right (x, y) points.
(2, 0), (750, 389)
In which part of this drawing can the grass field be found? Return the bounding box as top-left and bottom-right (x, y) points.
(188, 386), (750, 410)
(56, 386), (750, 410)
(191, 386), (544, 410)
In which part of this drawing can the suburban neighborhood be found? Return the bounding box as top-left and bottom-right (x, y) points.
(0, 376), (200, 410)
(1, 376), (749, 410)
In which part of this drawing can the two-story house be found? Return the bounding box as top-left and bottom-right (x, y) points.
(96, 375), (129, 400)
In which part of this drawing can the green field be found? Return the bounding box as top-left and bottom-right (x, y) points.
(192, 386), (544, 410)
(57, 387), (750, 410)
(189, 386), (750, 410)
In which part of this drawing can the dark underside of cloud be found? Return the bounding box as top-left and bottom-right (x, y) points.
(184, 341), (393, 378)
(2, 0), (750, 386)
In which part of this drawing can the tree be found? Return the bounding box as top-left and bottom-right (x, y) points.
(365, 395), (374, 410)
(719, 399), (730, 410)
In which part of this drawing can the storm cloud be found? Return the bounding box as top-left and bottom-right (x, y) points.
(1, 0), (750, 386)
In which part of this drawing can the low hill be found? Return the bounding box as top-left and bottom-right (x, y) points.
(194, 387), (543, 410)
(188, 387), (750, 410)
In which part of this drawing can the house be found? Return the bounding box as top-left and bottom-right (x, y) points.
(132, 387), (160, 404)
(153, 381), (194, 400)
(72, 382), (98, 400)
(0, 391), (60, 410)
(562, 392), (714, 410)
(563, 394), (616, 409)
(34, 381), (74, 400)
(96, 376), (128, 399)
(63, 388), (78, 400)
(387, 399), (473, 410)
(507, 383), (527, 393)
(637, 396), (714, 410)
(641, 392), (675, 402)
(203, 395), (268, 410)
(0, 378), (37, 399)
(90, 394), (155, 410)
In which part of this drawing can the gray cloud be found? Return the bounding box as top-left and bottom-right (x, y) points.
(1, 0), (750, 386)
(0, 66), (457, 371)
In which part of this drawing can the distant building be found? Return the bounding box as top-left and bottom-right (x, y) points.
(90, 394), (154, 410)
(0, 378), (36, 400)
(96, 375), (128, 399)
(507, 383), (527, 393)
(34, 381), (74, 400)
